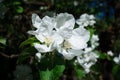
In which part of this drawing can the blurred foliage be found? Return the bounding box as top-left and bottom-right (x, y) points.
(0, 0), (120, 80)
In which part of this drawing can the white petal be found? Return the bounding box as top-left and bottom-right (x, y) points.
(34, 43), (52, 53)
(113, 57), (119, 64)
(58, 27), (73, 39)
(56, 13), (75, 30)
(73, 27), (90, 42)
(52, 33), (64, 45)
(68, 36), (87, 50)
(85, 68), (90, 73)
(89, 20), (96, 26)
(80, 13), (88, 19)
(27, 30), (38, 35)
(89, 15), (95, 19)
(77, 57), (84, 64)
(35, 34), (45, 43)
(84, 47), (93, 53)
(83, 62), (94, 70)
(61, 49), (75, 60)
(107, 51), (114, 56)
(69, 49), (83, 56)
(32, 13), (42, 28)
(42, 16), (55, 33)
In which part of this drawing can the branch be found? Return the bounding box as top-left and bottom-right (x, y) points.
(0, 52), (19, 59)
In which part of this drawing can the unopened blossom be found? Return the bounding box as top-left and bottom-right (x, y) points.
(113, 54), (120, 64)
(107, 50), (114, 56)
(91, 34), (99, 49)
(35, 53), (41, 62)
(76, 13), (96, 27)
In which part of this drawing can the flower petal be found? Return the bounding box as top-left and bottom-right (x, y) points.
(73, 27), (90, 42)
(34, 43), (52, 53)
(61, 49), (75, 60)
(32, 13), (42, 28)
(56, 13), (75, 30)
(68, 36), (87, 50)
(35, 34), (45, 43)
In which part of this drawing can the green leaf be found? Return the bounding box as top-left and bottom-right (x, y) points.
(107, 55), (112, 60)
(75, 66), (85, 80)
(98, 52), (107, 59)
(16, 6), (24, 13)
(88, 28), (95, 39)
(39, 65), (65, 80)
(112, 65), (119, 75)
(52, 65), (65, 80)
(19, 37), (37, 48)
(90, 8), (95, 13)
(0, 38), (6, 45)
(40, 69), (52, 80)
(13, 1), (21, 5)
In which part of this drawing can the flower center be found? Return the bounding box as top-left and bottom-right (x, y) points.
(45, 37), (52, 46)
(63, 41), (71, 49)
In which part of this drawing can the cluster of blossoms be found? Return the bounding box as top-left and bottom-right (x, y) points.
(28, 13), (99, 73)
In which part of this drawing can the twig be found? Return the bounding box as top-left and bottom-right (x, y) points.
(0, 52), (19, 59)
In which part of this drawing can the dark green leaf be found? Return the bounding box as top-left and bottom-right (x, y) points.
(112, 65), (119, 75)
(17, 47), (37, 64)
(52, 65), (65, 80)
(98, 52), (107, 59)
(13, 1), (21, 5)
(75, 66), (85, 80)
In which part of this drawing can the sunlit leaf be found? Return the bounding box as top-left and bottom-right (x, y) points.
(16, 6), (24, 13)
(0, 38), (6, 45)
(19, 37), (37, 48)
(39, 69), (52, 80)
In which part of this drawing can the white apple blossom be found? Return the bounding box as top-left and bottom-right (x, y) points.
(58, 27), (90, 60)
(76, 13), (96, 27)
(28, 13), (63, 53)
(77, 51), (99, 73)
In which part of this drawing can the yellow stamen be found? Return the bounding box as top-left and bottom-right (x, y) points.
(45, 37), (52, 46)
(64, 41), (71, 49)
